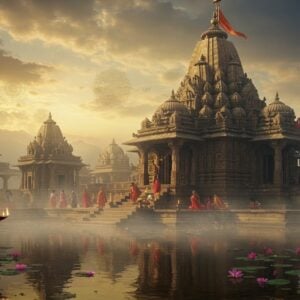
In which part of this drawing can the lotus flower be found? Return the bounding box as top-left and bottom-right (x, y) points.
(15, 263), (27, 271)
(86, 271), (95, 277)
(296, 247), (300, 256)
(264, 247), (273, 255)
(228, 268), (244, 279)
(247, 252), (257, 260)
(10, 251), (21, 260)
(257, 277), (268, 287)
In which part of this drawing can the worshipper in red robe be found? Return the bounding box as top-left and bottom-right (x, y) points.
(130, 183), (140, 203)
(49, 190), (57, 208)
(96, 187), (107, 209)
(82, 188), (90, 208)
(59, 190), (67, 208)
(189, 190), (205, 210)
(152, 178), (161, 193)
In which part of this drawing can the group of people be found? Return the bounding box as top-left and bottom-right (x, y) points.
(49, 187), (107, 209)
(189, 191), (227, 210)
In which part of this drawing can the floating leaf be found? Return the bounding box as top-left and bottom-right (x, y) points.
(272, 264), (293, 268)
(289, 258), (300, 262)
(244, 275), (255, 279)
(233, 266), (267, 273)
(235, 257), (250, 261)
(271, 255), (290, 259)
(74, 271), (95, 278)
(267, 279), (290, 286)
(0, 269), (19, 276)
(285, 270), (300, 276)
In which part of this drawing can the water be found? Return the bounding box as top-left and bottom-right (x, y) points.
(0, 219), (299, 300)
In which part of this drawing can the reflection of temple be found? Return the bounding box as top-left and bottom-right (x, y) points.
(17, 113), (84, 204)
(125, 8), (300, 207)
(92, 139), (131, 183)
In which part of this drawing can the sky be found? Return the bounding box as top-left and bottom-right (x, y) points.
(0, 0), (299, 146)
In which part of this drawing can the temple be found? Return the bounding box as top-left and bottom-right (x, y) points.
(92, 139), (131, 184)
(125, 8), (300, 207)
(17, 113), (84, 205)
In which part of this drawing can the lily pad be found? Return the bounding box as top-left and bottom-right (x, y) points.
(272, 264), (293, 268)
(74, 272), (95, 277)
(235, 257), (250, 261)
(244, 275), (255, 279)
(267, 279), (290, 286)
(234, 266), (267, 273)
(285, 270), (300, 276)
(271, 255), (290, 259)
(289, 258), (300, 262)
(0, 269), (19, 276)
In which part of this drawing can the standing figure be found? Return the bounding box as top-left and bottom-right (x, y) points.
(70, 190), (78, 208)
(97, 187), (107, 209)
(82, 188), (90, 208)
(189, 190), (205, 210)
(130, 182), (140, 203)
(213, 194), (227, 210)
(152, 177), (161, 200)
(49, 190), (57, 208)
(59, 190), (67, 208)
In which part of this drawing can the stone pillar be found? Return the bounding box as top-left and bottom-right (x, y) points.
(138, 146), (149, 186)
(191, 144), (198, 186)
(169, 142), (181, 187)
(2, 176), (8, 191)
(271, 141), (286, 187)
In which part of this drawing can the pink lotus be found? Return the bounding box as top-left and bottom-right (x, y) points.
(257, 277), (268, 287)
(86, 271), (95, 277)
(10, 251), (21, 260)
(228, 268), (244, 279)
(264, 247), (273, 255)
(15, 263), (27, 271)
(247, 252), (257, 260)
(296, 247), (300, 256)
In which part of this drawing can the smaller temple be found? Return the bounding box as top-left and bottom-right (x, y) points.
(17, 113), (84, 205)
(0, 160), (19, 192)
(92, 139), (131, 184)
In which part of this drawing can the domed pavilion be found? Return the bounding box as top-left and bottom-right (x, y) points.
(17, 113), (84, 205)
(125, 8), (300, 207)
(92, 139), (131, 184)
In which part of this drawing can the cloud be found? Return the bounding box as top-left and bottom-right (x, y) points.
(84, 68), (159, 117)
(0, 47), (52, 85)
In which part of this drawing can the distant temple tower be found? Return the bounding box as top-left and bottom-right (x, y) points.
(17, 113), (84, 204)
(125, 7), (300, 207)
(92, 139), (131, 183)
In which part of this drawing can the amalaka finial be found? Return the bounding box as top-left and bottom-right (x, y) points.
(275, 92), (280, 102)
(48, 112), (52, 120)
(171, 90), (176, 99)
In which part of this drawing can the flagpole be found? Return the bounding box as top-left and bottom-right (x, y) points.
(213, 0), (222, 23)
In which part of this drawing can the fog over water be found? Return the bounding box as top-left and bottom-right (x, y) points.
(0, 217), (300, 300)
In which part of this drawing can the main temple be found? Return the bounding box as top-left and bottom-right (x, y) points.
(125, 8), (300, 207)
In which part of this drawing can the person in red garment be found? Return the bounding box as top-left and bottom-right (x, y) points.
(82, 188), (90, 208)
(59, 190), (67, 208)
(49, 190), (57, 208)
(189, 190), (205, 210)
(152, 177), (161, 201)
(96, 187), (107, 209)
(130, 182), (140, 203)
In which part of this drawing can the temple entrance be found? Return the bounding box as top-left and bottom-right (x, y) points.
(148, 149), (172, 185)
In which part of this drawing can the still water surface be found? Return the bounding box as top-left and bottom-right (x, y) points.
(0, 219), (299, 300)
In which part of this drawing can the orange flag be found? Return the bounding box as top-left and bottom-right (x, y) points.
(219, 9), (247, 39)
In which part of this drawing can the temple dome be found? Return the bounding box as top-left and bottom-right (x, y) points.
(37, 113), (64, 146)
(199, 104), (213, 118)
(232, 107), (246, 119)
(264, 93), (295, 117)
(155, 91), (190, 117)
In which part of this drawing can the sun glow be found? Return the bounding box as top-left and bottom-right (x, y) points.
(1, 208), (9, 217)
